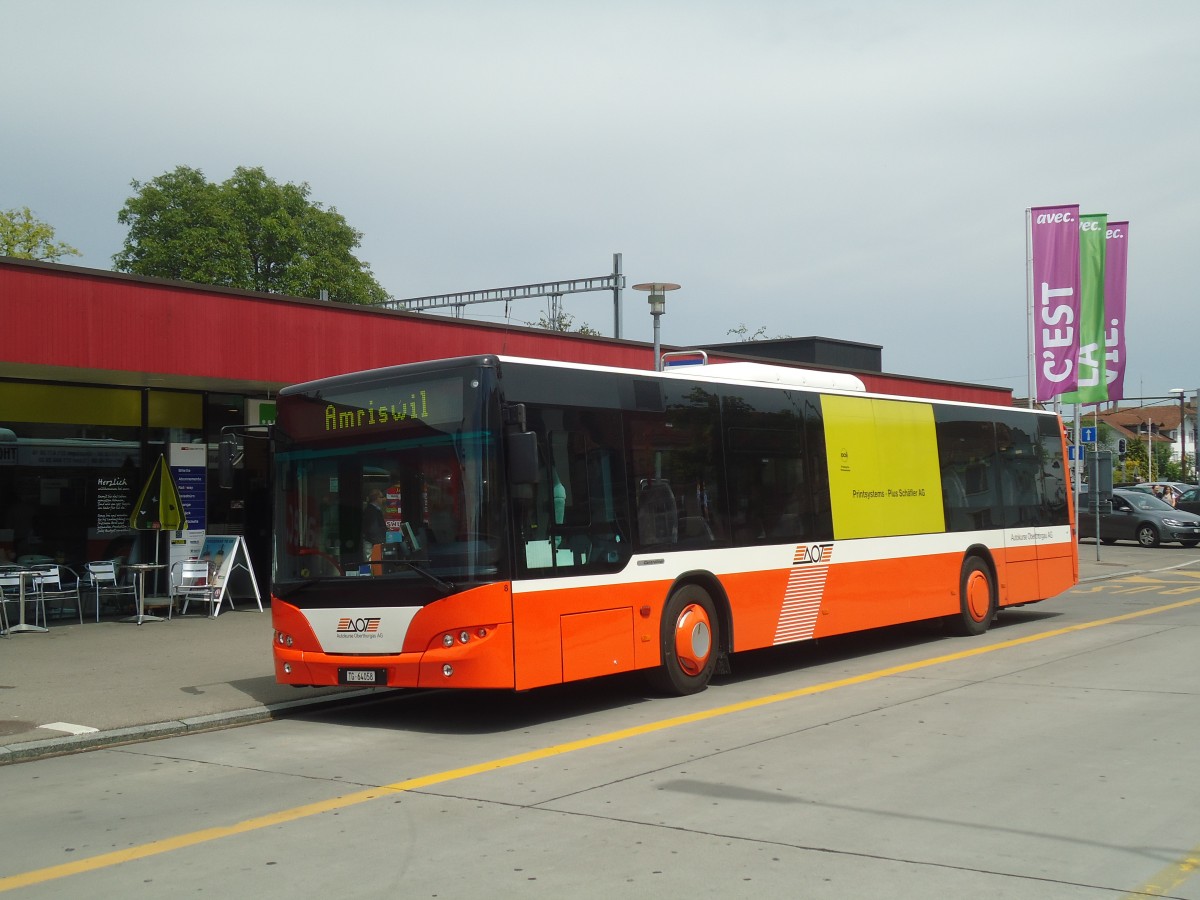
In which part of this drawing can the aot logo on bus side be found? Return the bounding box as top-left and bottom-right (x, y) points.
(795, 543), (833, 565)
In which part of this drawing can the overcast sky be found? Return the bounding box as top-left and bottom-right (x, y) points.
(6, 1), (1197, 401)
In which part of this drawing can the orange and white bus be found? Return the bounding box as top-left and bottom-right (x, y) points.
(267, 354), (1076, 695)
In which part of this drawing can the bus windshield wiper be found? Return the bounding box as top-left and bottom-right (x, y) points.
(390, 559), (456, 595)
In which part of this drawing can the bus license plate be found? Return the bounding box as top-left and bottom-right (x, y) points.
(340, 668), (385, 685)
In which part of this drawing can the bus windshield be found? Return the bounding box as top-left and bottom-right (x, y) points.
(271, 365), (507, 603)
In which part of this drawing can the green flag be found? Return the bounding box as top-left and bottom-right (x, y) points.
(1060, 213), (1108, 404)
(129, 454), (187, 531)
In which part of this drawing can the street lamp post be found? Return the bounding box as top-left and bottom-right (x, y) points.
(632, 282), (680, 371)
(1170, 388), (1188, 482)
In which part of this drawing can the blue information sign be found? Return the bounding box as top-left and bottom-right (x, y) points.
(173, 464), (207, 530)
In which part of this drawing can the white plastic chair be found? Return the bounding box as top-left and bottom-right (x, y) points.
(171, 559), (224, 617)
(31, 565), (84, 624)
(85, 560), (137, 621)
(0, 567), (14, 635)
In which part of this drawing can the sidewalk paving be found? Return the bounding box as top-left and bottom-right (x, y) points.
(0, 605), (369, 765)
(2, 545), (1194, 765)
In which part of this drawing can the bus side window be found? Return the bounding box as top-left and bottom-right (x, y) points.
(637, 477), (678, 546)
(518, 408), (630, 576)
(722, 385), (810, 546)
(935, 416), (999, 531)
(630, 386), (723, 551)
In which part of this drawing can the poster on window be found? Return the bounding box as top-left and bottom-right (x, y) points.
(96, 473), (135, 534)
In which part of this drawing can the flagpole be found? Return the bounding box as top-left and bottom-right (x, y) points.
(1091, 403), (1101, 562)
(1080, 405), (1089, 504)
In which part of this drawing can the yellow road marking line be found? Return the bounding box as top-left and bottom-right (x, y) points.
(1123, 844), (1200, 898)
(4, 594), (1200, 892)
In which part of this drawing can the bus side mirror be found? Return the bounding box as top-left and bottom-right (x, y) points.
(218, 433), (241, 489)
(506, 431), (539, 485)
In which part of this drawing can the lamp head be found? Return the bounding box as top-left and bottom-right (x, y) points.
(632, 282), (680, 317)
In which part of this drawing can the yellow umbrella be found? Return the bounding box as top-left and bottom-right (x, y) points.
(130, 454), (187, 532)
(129, 455), (187, 586)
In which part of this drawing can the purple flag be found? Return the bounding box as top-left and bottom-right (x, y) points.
(1103, 221), (1129, 401)
(1030, 204), (1081, 400)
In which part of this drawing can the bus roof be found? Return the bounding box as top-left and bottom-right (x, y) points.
(495, 355), (1057, 416)
(496, 355), (866, 392)
(282, 354), (1049, 416)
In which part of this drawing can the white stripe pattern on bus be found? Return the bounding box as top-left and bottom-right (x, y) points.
(774, 543), (833, 643)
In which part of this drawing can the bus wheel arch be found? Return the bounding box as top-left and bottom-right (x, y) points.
(947, 550), (997, 636)
(645, 574), (728, 696)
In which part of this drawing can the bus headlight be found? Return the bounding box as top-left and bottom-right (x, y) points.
(443, 664), (454, 677)
(443, 633), (455, 648)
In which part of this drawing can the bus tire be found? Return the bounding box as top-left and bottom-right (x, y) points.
(948, 556), (995, 637)
(646, 584), (719, 696)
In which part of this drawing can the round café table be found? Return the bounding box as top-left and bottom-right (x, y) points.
(121, 563), (168, 625)
(5, 569), (47, 634)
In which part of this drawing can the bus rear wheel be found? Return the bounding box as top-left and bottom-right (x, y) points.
(947, 556), (995, 636)
(646, 584), (719, 696)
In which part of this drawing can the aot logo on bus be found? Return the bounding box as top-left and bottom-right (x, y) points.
(337, 617), (381, 635)
(795, 543), (833, 565)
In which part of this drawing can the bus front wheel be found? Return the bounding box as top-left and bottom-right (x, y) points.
(646, 584), (719, 696)
(948, 556), (995, 637)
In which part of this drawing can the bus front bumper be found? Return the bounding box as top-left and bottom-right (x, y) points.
(273, 621), (517, 690)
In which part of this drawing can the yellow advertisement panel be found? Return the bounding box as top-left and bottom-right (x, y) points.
(822, 395), (945, 539)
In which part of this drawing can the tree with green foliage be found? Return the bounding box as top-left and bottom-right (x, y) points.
(0, 207), (81, 262)
(528, 310), (601, 336)
(727, 323), (790, 341)
(1110, 428), (1181, 483)
(114, 165), (390, 305)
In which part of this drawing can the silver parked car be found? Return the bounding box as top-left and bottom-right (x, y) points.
(1078, 488), (1200, 547)
(1134, 481), (1194, 504)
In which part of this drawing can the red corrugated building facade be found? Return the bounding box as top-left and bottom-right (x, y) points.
(0, 256), (1011, 586)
